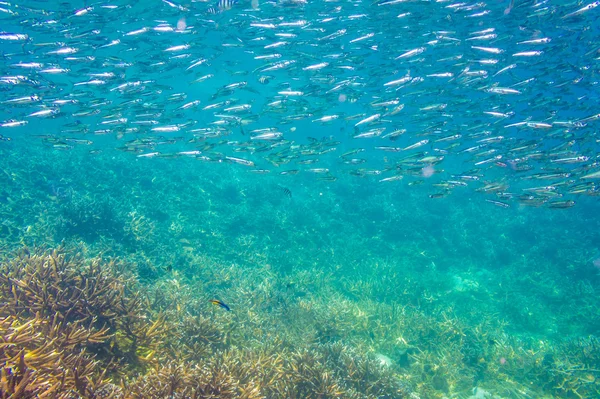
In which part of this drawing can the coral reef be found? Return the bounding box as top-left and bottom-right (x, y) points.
(0, 314), (110, 398)
(123, 343), (411, 399)
(0, 249), (169, 398)
(0, 249), (418, 399)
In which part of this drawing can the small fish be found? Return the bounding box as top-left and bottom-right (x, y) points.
(485, 199), (510, 208)
(0, 33), (28, 41)
(562, 1), (599, 19)
(429, 192), (448, 199)
(1, 120), (28, 128)
(355, 113), (380, 127)
(548, 200), (576, 209)
(379, 175), (403, 183)
(395, 47), (425, 60)
(210, 299), (231, 311)
(487, 87), (521, 95)
(581, 170), (600, 179)
(207, 0), (237, 13)
(279, 186), (292, 198)
(251, 131), (283, 141)
(225, 156), (255, 167)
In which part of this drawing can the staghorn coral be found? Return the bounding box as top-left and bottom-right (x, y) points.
(124, 211), (156, 243)
(283, 348), (347, 399)
(0, 248), (171, 398)
(0, 314), (114, 398)
(56, 194), (129, 245)
(0, 248), (130, 325)
(123, 359), (258, 399)
(175, 314), (226, 362)
(6, 244), (587, 399)
(121, 342), (412, 399)
(533, 335), (600, 398)
(0, 249), (171, 366)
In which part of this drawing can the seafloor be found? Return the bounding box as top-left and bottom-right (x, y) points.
(1, 142), (599, 399)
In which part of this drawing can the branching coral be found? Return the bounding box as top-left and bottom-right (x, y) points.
(56, 195), (128, 244)
(120, 341), (413, 399)
(174, 314), (226, 362)
(536, 336), (600, 398)
(0, 249), (170, 398)
(8, 245), (595, 399)
(0, 314), (112, 398)
(0, 249), (126, 324)
(124, 359), (257, 399)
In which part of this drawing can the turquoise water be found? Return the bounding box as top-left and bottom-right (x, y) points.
(1, 0), (600, 398)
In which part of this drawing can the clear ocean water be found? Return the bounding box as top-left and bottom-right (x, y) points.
(1, 0), (600, 398)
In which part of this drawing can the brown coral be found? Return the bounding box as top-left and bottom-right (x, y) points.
(0, 248), (416, 399)
(0, 249), (169, 398)
(0, 314), (111, 398)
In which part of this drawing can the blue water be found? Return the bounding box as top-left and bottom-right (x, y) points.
(1, 0), (600, 397)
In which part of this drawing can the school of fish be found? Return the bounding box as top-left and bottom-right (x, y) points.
(1, 0), (600, 209)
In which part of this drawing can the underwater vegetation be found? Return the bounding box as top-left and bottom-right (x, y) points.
(0, 248), (413, 399)
(1, 246), (599, 398)
(0, 249), (168, 398)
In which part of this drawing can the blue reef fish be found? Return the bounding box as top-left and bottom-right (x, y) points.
(210, 299), (231, 311)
